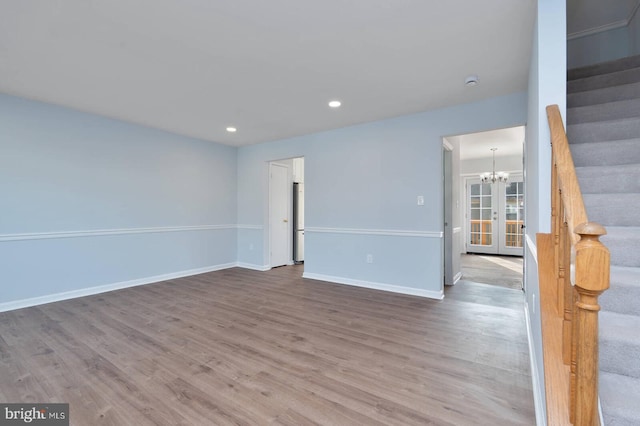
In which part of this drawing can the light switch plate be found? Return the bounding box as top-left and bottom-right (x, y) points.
(417, 196), (425, 206)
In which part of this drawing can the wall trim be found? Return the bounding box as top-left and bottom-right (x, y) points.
(0, 262), (237, 313)
(305, 227), (443, 238)
(0, 224), (237, 242)
(452, 271), (463, 285)
(237, 224), (263, 230)
(526, 234), (538, 265)
(525, 302), (547, 426)
(236, 262), (270, 271)
(302, 272), (444, 300)
(567, 1), (640, 40)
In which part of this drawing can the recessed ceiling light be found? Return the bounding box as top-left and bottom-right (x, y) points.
(465, 75), (479, 87)
(226, 127), (237, 133)
(328, 100), (341, 108)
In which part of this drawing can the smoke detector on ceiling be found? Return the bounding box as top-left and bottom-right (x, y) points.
(465, 75), (479, 87)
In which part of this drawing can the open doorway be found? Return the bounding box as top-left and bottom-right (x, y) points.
(453, 126), (525, 289)
(268, 157), (304, 271)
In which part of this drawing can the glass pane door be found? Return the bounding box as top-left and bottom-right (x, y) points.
(467, 176), (524, 256)
(468, 181), (497, 254)
(500, 180), (524, 255)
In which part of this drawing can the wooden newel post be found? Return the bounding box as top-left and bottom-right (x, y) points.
(573, 222), (610, 426)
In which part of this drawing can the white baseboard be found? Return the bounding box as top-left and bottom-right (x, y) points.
(0, 262), (237, 313)
(302, 272), (444, 300)
(525, 302), (547, 426)
(236, 262), (270, 271)
(598, 397), (604, 426)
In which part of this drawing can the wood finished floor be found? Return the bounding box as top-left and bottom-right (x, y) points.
(460, 254), (524, 290)
(0, 266), (535, 425)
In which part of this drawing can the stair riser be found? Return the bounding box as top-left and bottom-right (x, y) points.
(577, 169), (640, 194)
(599, 371), (640, 426)
(601, 284), (640, 316)
(583, 194), (640, 227)
(602, 236), (640, 267)
(570, 140), (640, 167)
(568, 56), (640, 80)
(568, 67), (640, 93)
(568, 82), (640, 108)
(568, 98), (640, 124)
(568, 119), (640, 144)
(600, 341), (640, 379)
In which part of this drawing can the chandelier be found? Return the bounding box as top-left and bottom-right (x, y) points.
(480, 148), (508, 183)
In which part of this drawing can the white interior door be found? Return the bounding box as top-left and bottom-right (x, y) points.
(467, 180), (498, 254)
(499, 179), (524, 256)
(466, 176), (524, 256)
(269, 163), (290, 267)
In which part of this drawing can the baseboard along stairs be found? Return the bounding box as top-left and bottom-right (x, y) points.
(567, 55), (640, 426)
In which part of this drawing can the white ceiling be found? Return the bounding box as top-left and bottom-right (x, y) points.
(456, 126), (525, 161)
(567, 0), (639, 36)
(0, 1), (536, 147)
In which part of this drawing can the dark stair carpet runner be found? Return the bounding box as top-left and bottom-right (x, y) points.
(567, 55), (640, 426)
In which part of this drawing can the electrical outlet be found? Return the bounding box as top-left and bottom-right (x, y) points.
(366, 254), (373, 264)
(417, 195), (425, 206)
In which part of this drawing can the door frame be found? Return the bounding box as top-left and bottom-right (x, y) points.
(442, 141), (454, 285)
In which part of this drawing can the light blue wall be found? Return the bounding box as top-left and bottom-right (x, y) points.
(526, 0), (567, 423)
(568, 8), (640, 69)
(237, 92), (527, 297)
(568, 26), (630, 69)
(0, 94), (237, 306)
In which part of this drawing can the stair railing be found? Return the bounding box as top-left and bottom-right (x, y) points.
(541, 104), (610, 425)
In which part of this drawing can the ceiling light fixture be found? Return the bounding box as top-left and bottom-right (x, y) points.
(480, 148), (509, 183)
(328, 100), (341, 108)
(465, 75), (479, 87)
(226, 127), (237, 133)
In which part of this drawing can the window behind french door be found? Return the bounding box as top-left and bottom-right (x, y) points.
(467, 176), (524, 256)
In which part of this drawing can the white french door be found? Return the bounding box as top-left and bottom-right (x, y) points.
(466, 176), (524, 256)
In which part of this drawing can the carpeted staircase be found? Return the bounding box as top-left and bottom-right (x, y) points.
(567, 55), (640, 426)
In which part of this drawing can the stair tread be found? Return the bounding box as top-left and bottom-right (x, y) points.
(568, 66), (640, 93)
(567, 97), (640, 124)
(576, 163), (640, 177)
(602, 267), (640, 316)
(584, 193), (640, 202)
(611, 265), (640, 286)
(600, 312), (640, 378)
(603, 225), (640, 237)
(576, 163), (640, 175)
(570, 139), (640, 167)
(568, 54), (640, 80)
(600, 311), (640, 343)
(600, 371), (640, 425)
(568, 81), (640, 108)
(601, 226), (640, 268)
(576, 164), (640, 194)
(584, 194), (640, 227)
(567, 116), (640, 144)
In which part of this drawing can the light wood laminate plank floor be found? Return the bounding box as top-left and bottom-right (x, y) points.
(0, 265), (535, 425)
